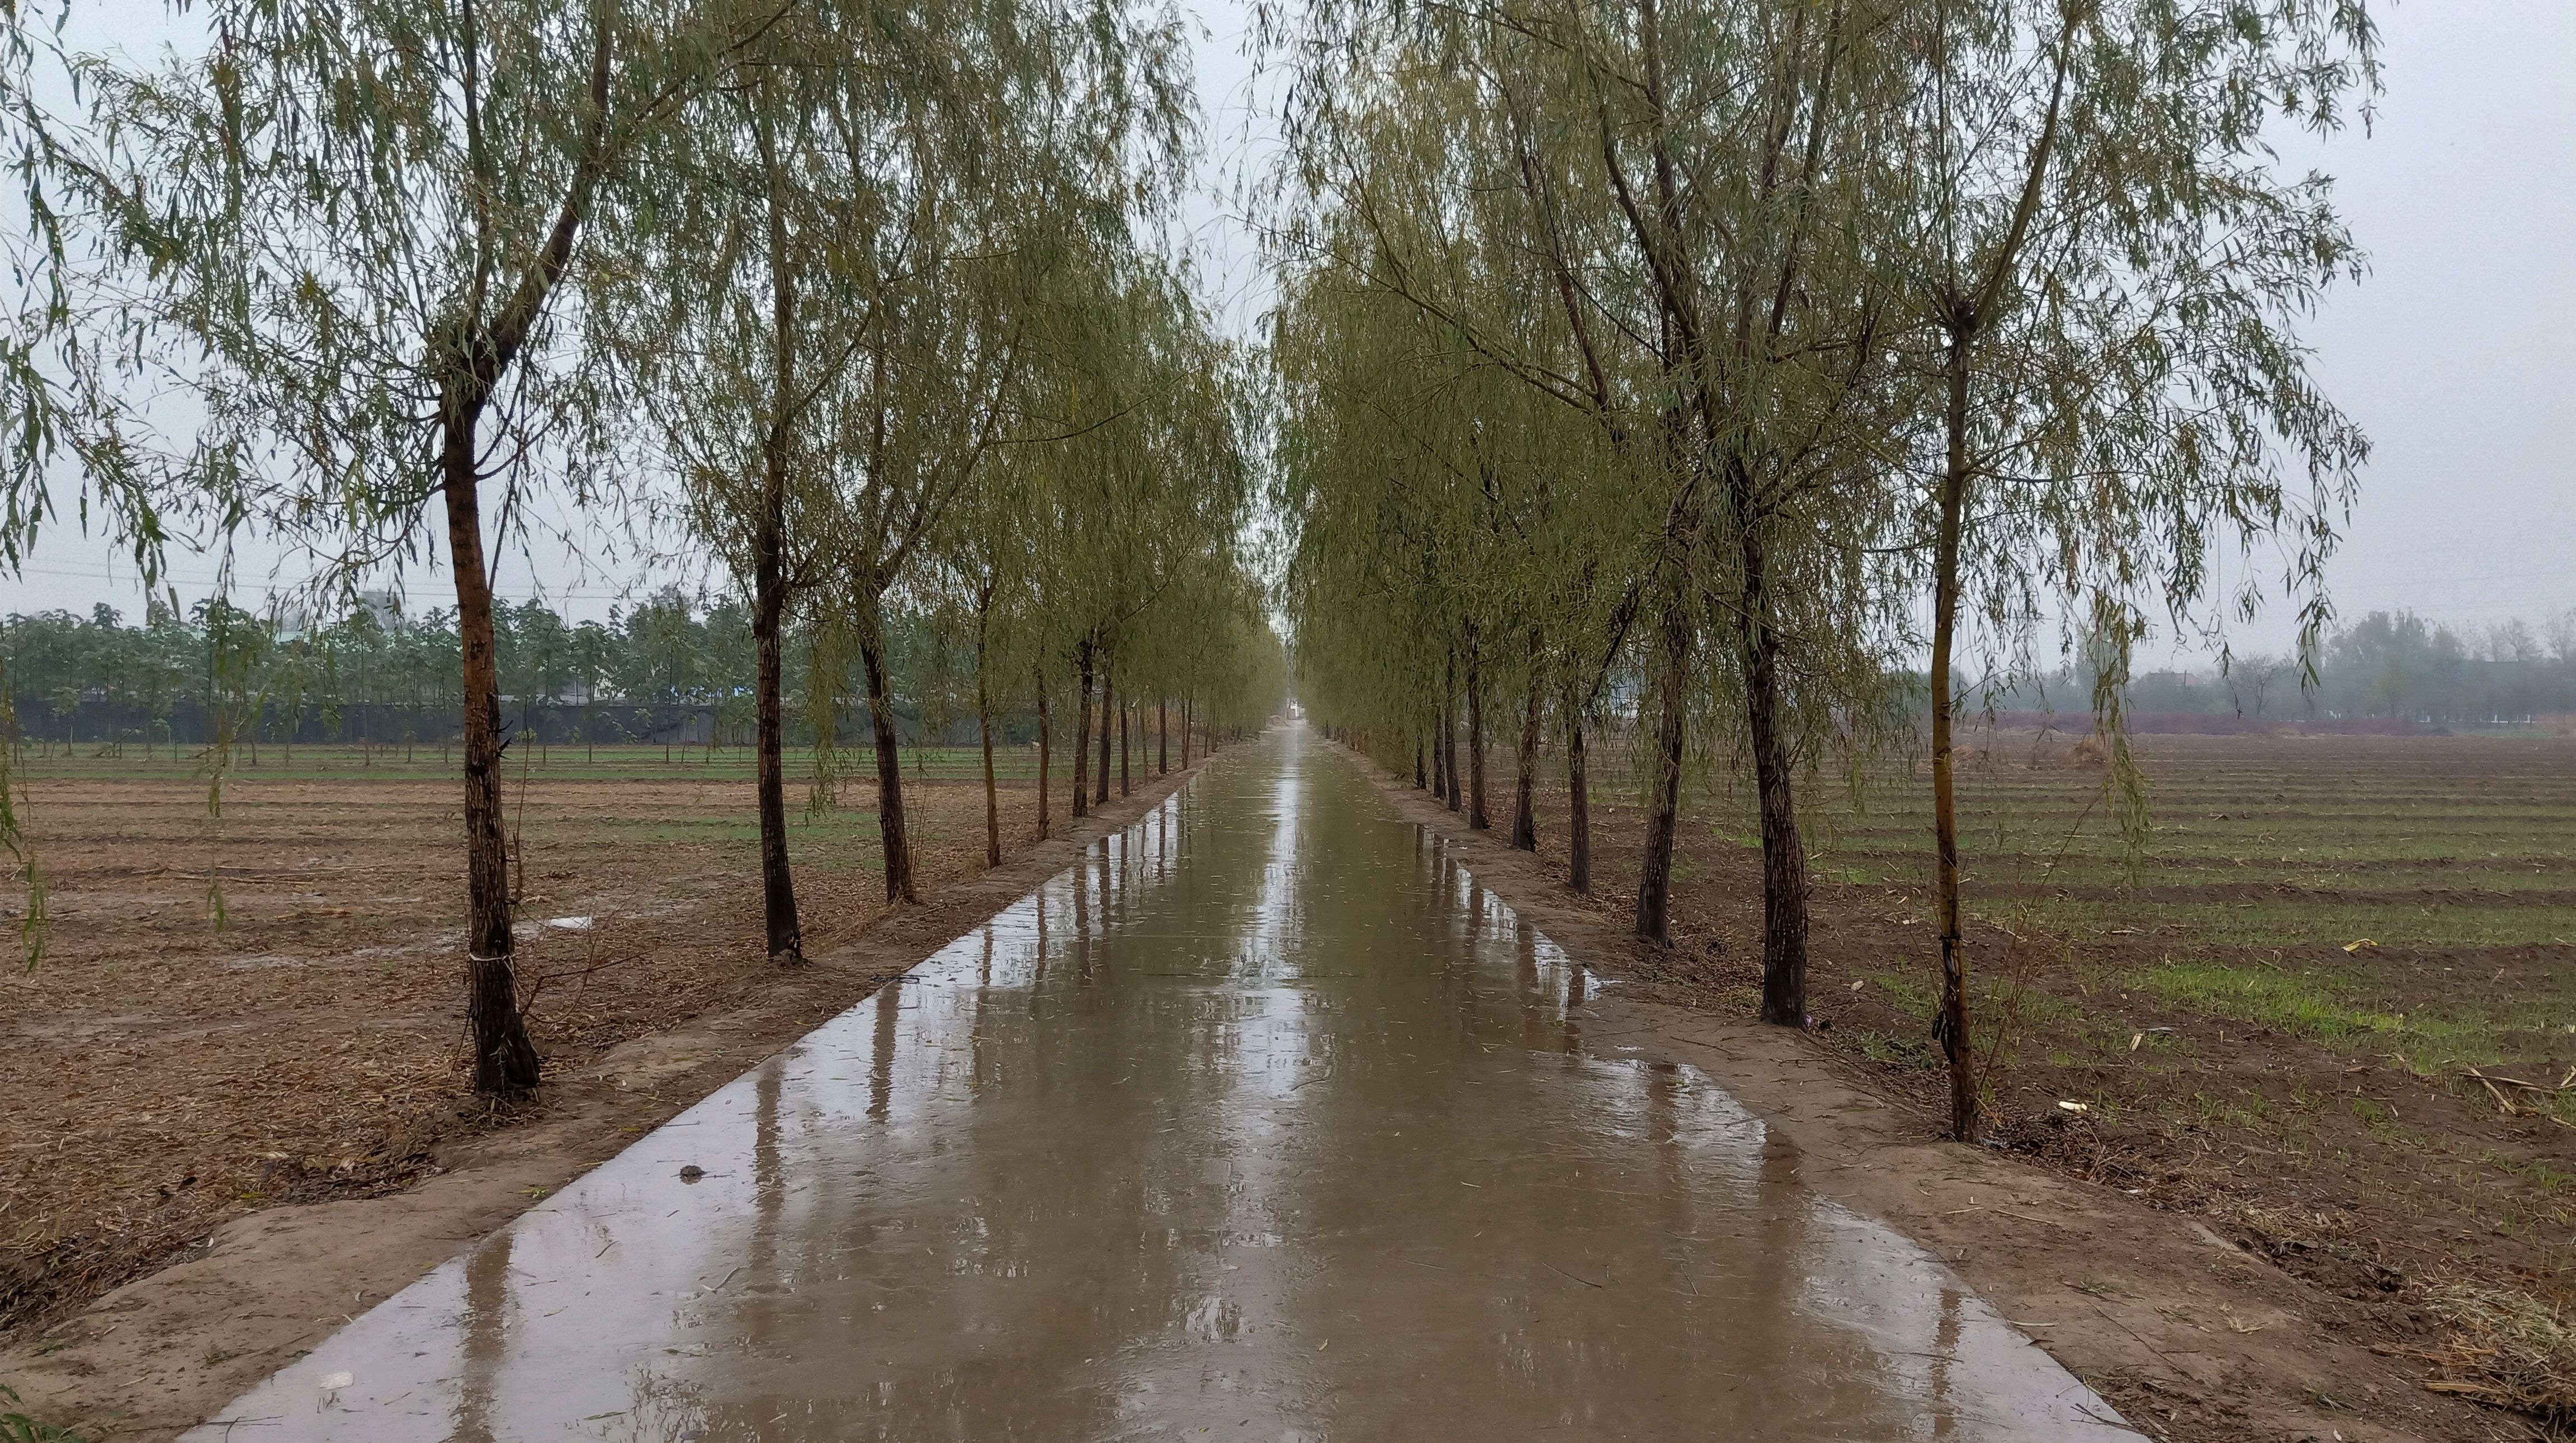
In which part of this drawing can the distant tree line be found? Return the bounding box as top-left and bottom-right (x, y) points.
(2003, 610), (2576, 727)
(0, 587), (1102, 754)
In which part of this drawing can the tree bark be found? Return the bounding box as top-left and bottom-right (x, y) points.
(751, 102), (801, 963)
(1415, 733), (1426, 789)
(1095, 660), (1113, 805)
(1072, 642), (1092, 819)
(1633, 577), (1690, 944)
(1441, 650), (1461, 813)
(1119, 694), (1129, 797)
(976, 586), (1000, 870)
(1466, 621), (1490, 829)
(441, 414), (540, 1095)
(1180, 696), (1192, 768)
(1158, 700), (1168, 775)
(859, 602), (916, 904)
(1430, 702), (1449, 803)
(1034, 667), (1052, 840)
(1512, 625), (1542, 851)
(751, 520), (800, 959)
(1566, 707), (1592, 894)
(1932, 323), (1978, 1141)
(1744, 609), (1809, 1027)
(1731, 462), (1811, 1030)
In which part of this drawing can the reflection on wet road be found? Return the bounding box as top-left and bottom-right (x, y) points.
(190, 723), (2139, 1441)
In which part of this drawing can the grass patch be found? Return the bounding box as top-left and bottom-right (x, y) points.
(2139, 960), (2402, 1038)
(2057, 899), (2576, 949)
(1, 1385), (85, 1442)
(1856, 1030), (1940, 1070)
(1868, 972), (1939, 1020)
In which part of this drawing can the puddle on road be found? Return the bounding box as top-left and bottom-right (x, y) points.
(190, 724), (2139, 1441)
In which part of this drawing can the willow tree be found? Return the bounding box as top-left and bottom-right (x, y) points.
(813, 276), (1017, 907)
(40, 0), (791, 1091)
(1270, 244), (1627, 857)
(1883, 0), (2374, 1140)
(1268, 269), (1484, 803)
(938, 431), (1049, 869)
(927, 273), (1159, 867)
(1021, 258), (1251, 822)
(606, 39), (835, 959)
(674, 0), (1185, 905)
(1103, 302), (1261, 794)
(4, 7), (243, 968)
(599, 0), (1175, 938)
(3, 13), (202, 583)
(1269, 0), (1911, 1031)
(1495, 0), (1911, 1021)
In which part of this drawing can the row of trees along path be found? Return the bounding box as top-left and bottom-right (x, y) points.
(1266, 0), (2374, 1141)
(1, 0), (1283, 1093)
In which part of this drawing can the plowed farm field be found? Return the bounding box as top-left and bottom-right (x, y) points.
(1567, 730), (2576, 1431)
(0, 744), (1061, 1331)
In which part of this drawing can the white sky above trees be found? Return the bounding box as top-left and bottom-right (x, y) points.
(3, 0), (2569, 664)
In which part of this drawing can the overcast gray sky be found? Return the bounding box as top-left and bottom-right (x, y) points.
(2239, 0), (2576, 656)
(4, 0), (2569, 660)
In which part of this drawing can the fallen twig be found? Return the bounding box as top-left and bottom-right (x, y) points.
(2464, 1067), (2571, 1095)
(2471, 1074), (2523, 1116)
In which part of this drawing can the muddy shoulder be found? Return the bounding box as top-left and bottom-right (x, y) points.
(0, 756), (1228, 1443)
(1341, 747), (2497, 1443)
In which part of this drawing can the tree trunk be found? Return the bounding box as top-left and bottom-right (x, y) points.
(1072, 643), (1092, 819)
(751, 507), (800, 961)
(440, 411), (539, 1095)
(1095, 661), (1113, 805)
(1731, 465), (1811, 1031)
(1633, 578), (1690, 944)
(1034, 668), (1052, 841)
(1441, 651), (1461, 813)
(1414, 733), (1426, 789)
(1180, 696), (1193, 768)
(1119, 695), (1129, 797)
(1466, 621), (1490, 829)
(1744, 614), (1809, 1027)
(1431, 702), (1449, 803)
(859, 603), (916, 904)
(1931, 326), (1978, 1141)
(977, 590), (1000, 870)
(1567, 707), (1591, 894)
(750, 137), (801, 961)
(1158, 700), (1168, 776)
(1513, 625), (1542, 851)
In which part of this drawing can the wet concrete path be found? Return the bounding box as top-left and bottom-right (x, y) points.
(192, 723), (2139, 1441)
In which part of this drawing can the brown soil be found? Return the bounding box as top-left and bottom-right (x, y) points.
(0, 744), (1225, 1440)
(1347, 734), (2571, 1443)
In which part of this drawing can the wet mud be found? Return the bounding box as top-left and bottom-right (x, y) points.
(189, 725), (2138, 1441)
